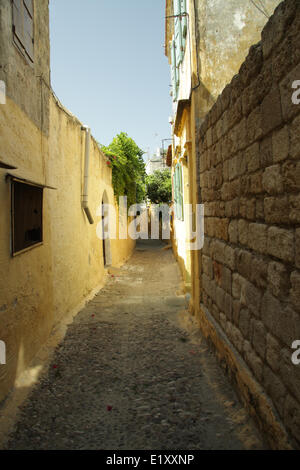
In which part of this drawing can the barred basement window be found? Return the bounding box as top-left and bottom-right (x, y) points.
(12, 0), (34, 63)
(12, 180), (43, 255)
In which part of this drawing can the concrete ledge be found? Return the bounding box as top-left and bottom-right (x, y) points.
(195, 303), (294, 449)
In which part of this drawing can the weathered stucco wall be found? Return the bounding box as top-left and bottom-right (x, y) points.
(0, 93), (135, 403)
(166, 0), (282, 303)
(171, 108), (193, 291)
(194, 0), (282, 118)
(197, 0), (300, 448)
(0, 0), (135, 404)
(0, 0), (53, 402)
(0, 96), (54, 400)
(48, 96), (135, 324)
(0, 0), (50, 134)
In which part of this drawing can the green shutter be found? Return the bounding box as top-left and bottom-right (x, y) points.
(181, 0), (187, 39)
(174, 164), (184, 220)
(173, 0), (183, 66)
(23, 4), (34, 62)
(174, 166), (178, 219)
(176, 166), (180, 219)
(171, 40), (178, 102)
(178, 164), (184, 220)
(12, 0), (34, 62)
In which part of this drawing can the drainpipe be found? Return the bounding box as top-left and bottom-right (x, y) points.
(81, 125), (94, 224)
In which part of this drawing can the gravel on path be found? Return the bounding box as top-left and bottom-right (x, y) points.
(3, 240), (267, 450)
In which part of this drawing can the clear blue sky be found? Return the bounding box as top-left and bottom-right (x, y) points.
(49, 0), (172, 160)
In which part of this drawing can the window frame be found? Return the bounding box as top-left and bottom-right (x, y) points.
(12, 0), (34, 64)
(171, 0), (188, 103)
(174, 163), (184, 221)
(11, 178), (44, 256)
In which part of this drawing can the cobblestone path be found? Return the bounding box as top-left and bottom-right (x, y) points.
(4, 241), (267, 450)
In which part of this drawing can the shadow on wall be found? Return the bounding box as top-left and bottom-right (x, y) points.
(0, 312), (52, 434)
(0, 244), (55, 407)
(192, 73), (217, 126)
(170, 220), (192, 294)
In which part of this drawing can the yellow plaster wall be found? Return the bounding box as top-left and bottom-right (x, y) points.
(0, 94), (135, 403)
(0, 97), (54, 402)
(48, 94), (135, 323)
(172, 109), (193, 291)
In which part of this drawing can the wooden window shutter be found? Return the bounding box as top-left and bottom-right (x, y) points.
(12, 0), (34, 63)
(23, 4), (34, 62)
(24, 0), (33, 16)
(12, 0), (24, 47)
(181, 0), (187, 39)
(173, 0), (183, 66)
(176, 166), (180, 219)
(176, 165), (179, 220)
(174, 164), (182, 220)
(179, 164), (184, 220)
(174, 166), (178, 218)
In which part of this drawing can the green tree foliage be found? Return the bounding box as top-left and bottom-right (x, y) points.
(100, 133), (146, 207)
(146, 169), (172, 204)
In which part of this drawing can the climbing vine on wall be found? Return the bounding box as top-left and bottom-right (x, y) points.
(100, 132), (146, 208)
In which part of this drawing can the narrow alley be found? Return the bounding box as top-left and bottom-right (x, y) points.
(3, 241), (266, 450)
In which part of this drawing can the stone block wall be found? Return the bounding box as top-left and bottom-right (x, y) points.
(197, 0), (300, 448)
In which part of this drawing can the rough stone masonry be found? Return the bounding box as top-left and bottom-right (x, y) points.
(197, 0), (300, 449)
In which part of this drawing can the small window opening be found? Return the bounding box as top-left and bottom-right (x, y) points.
(12, 180), (43, 255)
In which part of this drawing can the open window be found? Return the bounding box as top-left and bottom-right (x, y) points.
(12, 0), (34, 63)
(11, 179), (43, 255)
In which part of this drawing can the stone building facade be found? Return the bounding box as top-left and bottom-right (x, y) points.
(197, 0), (300, 448)
(165, 0), (281, 302)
